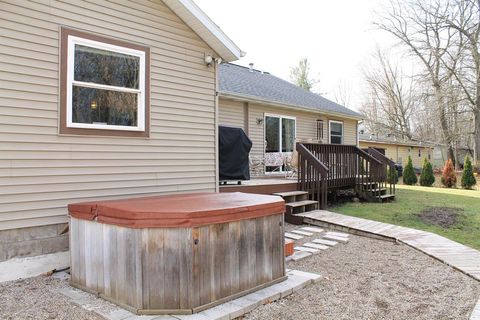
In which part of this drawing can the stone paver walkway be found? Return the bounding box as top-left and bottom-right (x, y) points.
(59, 269), (321, 320)
(299, 210), (480, 281)
(297, 210), (480, 320)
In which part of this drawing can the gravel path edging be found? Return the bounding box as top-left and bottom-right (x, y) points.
(300, 210), (480, 282)
(471, 298), (480, 320)
(298, 210), (480, 319)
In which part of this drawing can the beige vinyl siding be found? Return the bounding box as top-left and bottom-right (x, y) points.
(247, 105), (359, 160)
(0, 0), (219, 230)
(326, 118), (357, 145)
(247, 103), (321, 160)
(218, 98), (245, 129)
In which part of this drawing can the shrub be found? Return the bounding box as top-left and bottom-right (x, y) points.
(403, 156), (417, 185)
(419, 157), (435, 187)
(387, 166), (399, 184)
(441, 158), (457, 188)
(461, 156), (476, 189)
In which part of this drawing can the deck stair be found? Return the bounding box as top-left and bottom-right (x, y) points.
(272, 191), (318, 225)
(358, 181), (395, 202)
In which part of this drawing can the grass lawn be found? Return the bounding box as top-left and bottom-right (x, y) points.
(332, 184), (480, 250)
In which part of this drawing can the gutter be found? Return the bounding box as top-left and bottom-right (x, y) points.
(218, 91), (363, 121)
(359, 139), (435, 148)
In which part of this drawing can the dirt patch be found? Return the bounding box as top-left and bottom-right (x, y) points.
(417, 207), (462, 228)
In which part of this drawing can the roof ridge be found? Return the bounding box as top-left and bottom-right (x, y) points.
(222, 62), (269, 74)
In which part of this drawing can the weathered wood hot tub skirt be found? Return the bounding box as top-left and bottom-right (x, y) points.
(68, 192), (286, 315)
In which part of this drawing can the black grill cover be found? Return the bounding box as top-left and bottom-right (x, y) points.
(219, 126), (252, 180)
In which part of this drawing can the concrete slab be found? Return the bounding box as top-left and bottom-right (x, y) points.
(284, 232), (303, 240)
(325, 231), (349, 238)
(0, 251), (70, 283)
(301, 226), (324, 233)
(287, 251), (312, 262)
(58, 269), (321, 320)
(294, 246), (320, 254)
(312, 238), (338, 246)
(291, 230), (314, 236)
(323, 235), (349, 242)
(303, 243), (329, 250)
(470, 297), (480, 320)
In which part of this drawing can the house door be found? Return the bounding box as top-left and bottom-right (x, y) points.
(264, 115), (296, 173)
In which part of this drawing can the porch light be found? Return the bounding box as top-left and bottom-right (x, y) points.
(204, 54), (213, 67)
(90, 101), (97, 109)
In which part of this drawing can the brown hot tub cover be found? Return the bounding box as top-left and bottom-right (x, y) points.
(68, 192), (285, 228)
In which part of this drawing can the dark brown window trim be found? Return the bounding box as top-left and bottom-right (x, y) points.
(59, 27), (150, 137)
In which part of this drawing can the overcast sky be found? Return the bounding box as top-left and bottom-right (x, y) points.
(194, 0), (399, 111)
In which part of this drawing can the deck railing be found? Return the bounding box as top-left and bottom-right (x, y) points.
(366, 147), (396, 197)
(296, 143), (329, 209)
(297, 142), (394, 204)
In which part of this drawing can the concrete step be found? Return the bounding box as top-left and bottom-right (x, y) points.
(312, 238), (338, 246)
(326, 231), (349, 238)
(294, 246), (320, 254)
(303, 242), (329, 250)
(323, 235), (349, 242)
(301, 226), (324, 233)
(290, 229), (313, 236)
(285, 232), (303, 240)
(287, 251), (312, 262)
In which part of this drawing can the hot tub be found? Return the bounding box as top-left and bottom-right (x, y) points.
(68, 192), (286, 315)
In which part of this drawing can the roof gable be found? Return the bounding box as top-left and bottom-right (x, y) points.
(163, 0), (244, 61)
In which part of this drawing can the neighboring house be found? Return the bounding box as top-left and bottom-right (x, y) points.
(432, 144), (472, 169)
(218, 63), (362, 175)
(0, 0), (243, 260)
(359, 134), (435, 168)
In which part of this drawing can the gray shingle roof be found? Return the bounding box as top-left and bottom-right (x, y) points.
(218, 63), (361, 118)
(358, 133), (435, 148)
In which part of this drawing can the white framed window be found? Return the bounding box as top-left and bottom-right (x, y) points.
(61, 28), (149, 136)
(329, 120), (343, 144)
(264, 114), (296, 173)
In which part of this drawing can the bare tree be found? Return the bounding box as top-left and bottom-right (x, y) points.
(361, 49), (415, 139)
(438, 0), (480, 164)
(289, 58), (319, 91)
(376, 0), (460, 165)
(333, 80), (352, 107)
(360, 93), (382, 134)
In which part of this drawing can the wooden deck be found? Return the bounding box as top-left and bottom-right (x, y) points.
(219, 178), (297, 194)
(297, 210), (480, 281)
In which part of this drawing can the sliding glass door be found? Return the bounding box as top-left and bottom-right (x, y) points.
(264, 115), (296, 172)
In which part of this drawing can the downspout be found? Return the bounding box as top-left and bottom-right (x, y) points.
(214, 61), (219, 192)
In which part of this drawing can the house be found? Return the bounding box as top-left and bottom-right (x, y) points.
(217, 64), (396, 213)
(432, 144), (473, 169)
(218, 63), (362, 175)
(0, 0), (243, 261)
(359, 134), (435, 169)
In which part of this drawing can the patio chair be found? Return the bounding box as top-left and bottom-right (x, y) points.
(284, 150), (298, 178)
(264, 152), (285, 173)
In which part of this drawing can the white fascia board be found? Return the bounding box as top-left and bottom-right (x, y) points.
(164, 0), (245, 61)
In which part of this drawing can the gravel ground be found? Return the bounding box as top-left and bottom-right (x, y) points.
(0, 274), (104, 320)
(247, 224), (480, 320)
(1, 225), (479, 320)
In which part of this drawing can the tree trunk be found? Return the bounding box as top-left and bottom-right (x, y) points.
(474, 106), (480, 166)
